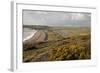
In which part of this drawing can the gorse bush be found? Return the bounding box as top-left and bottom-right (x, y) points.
(48, 35), (91, 61)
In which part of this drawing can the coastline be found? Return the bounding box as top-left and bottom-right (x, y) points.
(23, 30), (47, 50)
(23, 30), (37, 42)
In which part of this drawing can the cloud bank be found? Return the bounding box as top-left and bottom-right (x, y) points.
(23, 10), (91, 27)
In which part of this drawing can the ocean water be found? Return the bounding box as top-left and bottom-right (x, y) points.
(23, 27), (37, 42)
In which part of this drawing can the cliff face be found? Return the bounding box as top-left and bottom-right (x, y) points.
(23, 30), (47, 51)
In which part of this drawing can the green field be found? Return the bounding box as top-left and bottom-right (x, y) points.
(23, 25), (91, 62)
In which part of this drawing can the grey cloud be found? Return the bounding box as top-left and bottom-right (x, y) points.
(23, 10), (91, 27)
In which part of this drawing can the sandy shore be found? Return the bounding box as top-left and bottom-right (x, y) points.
(23, 30), (37, 42)
(23, 30), (47, 50)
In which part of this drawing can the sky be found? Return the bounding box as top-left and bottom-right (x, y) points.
(23, 10), (91, 27)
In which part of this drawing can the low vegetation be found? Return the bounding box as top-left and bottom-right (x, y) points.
(23, 26), (91, 62)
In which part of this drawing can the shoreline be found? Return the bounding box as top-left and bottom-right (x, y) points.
(23, 30), (37, 42)
(23, 30), (47, 50)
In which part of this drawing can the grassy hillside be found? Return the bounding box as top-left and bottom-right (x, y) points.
(23, 25), (91, 62)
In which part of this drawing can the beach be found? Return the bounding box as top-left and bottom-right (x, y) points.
(23, 28), (47, 50)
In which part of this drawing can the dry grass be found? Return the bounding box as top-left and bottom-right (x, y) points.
(23, 27), (91, 62)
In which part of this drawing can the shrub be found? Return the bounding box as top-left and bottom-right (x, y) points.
(79, 52), (86, 59)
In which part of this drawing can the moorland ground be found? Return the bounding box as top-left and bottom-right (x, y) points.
(23, 25), (91, 62)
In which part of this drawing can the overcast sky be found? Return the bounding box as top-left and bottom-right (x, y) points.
(23, 10), (91, 27)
